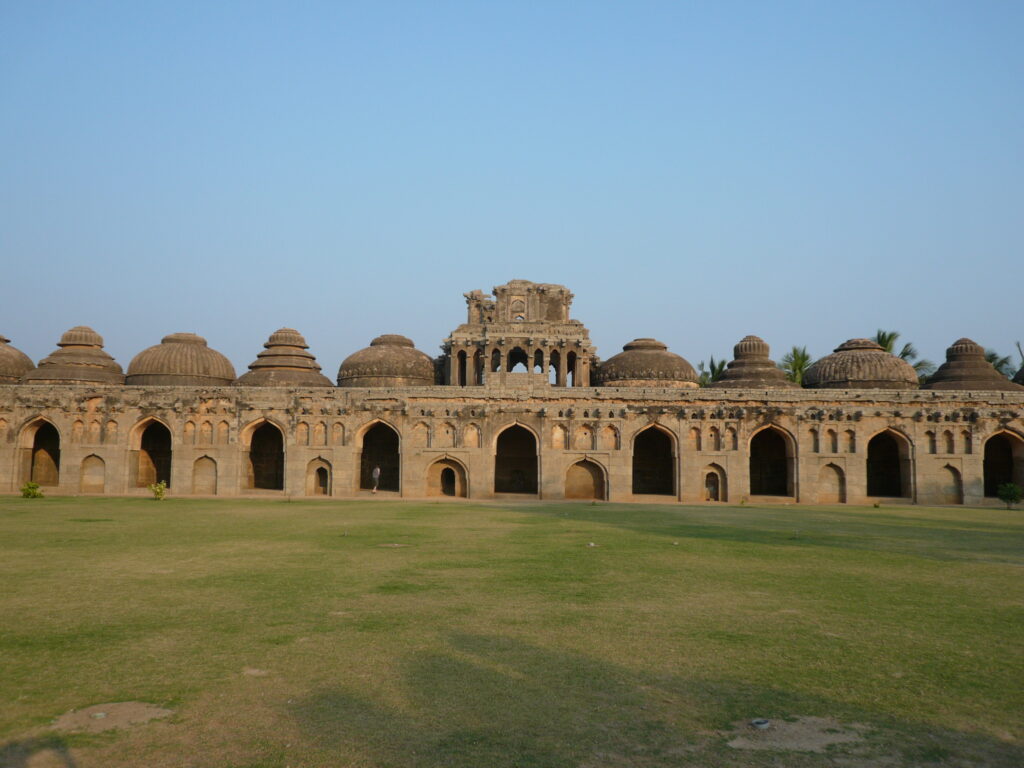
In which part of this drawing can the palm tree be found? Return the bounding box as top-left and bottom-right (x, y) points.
(873, 329), (935, 382)
(778, 346), (812, 385)
(697, 356), (727, 387)
(985, 349), (1015, 378)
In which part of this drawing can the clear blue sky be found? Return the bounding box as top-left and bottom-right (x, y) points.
(3, 1), (1021, 376)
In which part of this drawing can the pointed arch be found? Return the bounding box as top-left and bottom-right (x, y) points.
(21, 418), (61, 487)
(245, 420), (285, 490)
(193, 456), (218, 495)
(80, 454), (105, 493)
(494, 423), (538, 494)
(463, 423), (481, 448)
(427, 457), (468, 497)
(703, 463), (727, 502)
(983, 431), (1024, 497)
(566, 459), (606, 500)
(410, 421), (430, 448)
(749, 425), (796, 497)
(817, 463), (846, 504)
(866, 429), (912, 498)
(507, 346), (529, 373)
(600, 424), (620, 450)
(551, 424), (568, 450)
(359, 421), (400, 492)
(573, 425), (595, 451)
(632, 424), (676, 496)
(940, 464), (963, 505)
(306, 457), (332, 496)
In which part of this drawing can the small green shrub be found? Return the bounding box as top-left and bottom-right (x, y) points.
(20, 481), (44, 499)
(997, 482), (1023, 510)
(147, 480), (168, 501)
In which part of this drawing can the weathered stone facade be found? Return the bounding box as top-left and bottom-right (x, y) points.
(2, 281), (1022, 505)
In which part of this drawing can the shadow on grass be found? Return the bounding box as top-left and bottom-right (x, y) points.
(512, 503), (1024, 564)
(0, 735), (77, 768)
(289, 632), (1023, 768)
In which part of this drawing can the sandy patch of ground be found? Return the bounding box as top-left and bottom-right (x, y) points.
(242, 667), (269, 677)
(50, 702), (173, 734)
(726, 716), (866, 752)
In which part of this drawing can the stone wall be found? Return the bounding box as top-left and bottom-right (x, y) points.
(1, 383), (1021, 506)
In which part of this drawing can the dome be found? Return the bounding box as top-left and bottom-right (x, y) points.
(126, 333), (236, 386)
(803, 338), (918, 390)
(22, 326), (124, 385)
(0, 334), (35, 383)
(235, 328), (333, 387)
(595, 338), (699, 388)
(1015, 363), (1024, 386)
(923, 338), (1024, 391)
(337, 334), (435, 387)
(709, 335), (799, 389)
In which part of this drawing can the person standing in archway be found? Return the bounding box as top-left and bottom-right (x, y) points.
(371, 465), (381, 493)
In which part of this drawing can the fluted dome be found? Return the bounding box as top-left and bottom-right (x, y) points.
(595, 338), (698, 388)
(337, 334), (434, 387)
(923, 338), (1024, 391)
(710, 335), (799, 389)
(22, 326), (124, 385)
(1015, 364), (1024, 386)
(0, 335), (35, 384)
(236, 328), (332, 387)
(126, 333), (236, 386)
(803, 338), (918, 389)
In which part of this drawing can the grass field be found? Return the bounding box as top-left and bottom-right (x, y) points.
(1, 496), (1021, 768)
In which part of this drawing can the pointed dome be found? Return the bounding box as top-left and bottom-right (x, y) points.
(0, 334), (35, 384)
(710, 336), (799, 389)
(803, 338), (918, 389)
(337, 334), (435, 387)
(22, 326), (124, 385)
(126, 333), (236, 386)
(595, 338), (698, 388)
(235, 328), (333, 387)
(922, 338), (1024, 391)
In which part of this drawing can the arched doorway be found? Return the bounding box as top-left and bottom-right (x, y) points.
(818, 463), (846, 504)
(984, 433), (1023, 497)
(306, 458), (331, 496)
(138, 421), (172, 488)
(29, 422), (61, 486)
(867, 431), (909, 497)
(704, 464), (726, 501)
(427, 458), (467, 497)
(632, 426), (674, 495)
(80, 454), (105, 493)
(249, 422), (284, 490)
(566, 460), (605, 500)
(494, 425), (538, 494)
(360, 423), (400, 491)
(193, 456), (217, 495)
(749, 427), (792, 496)
(940, 465), (963, 505)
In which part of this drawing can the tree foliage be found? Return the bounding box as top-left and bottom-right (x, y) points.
(997, 482), (1023, 510)
(873, 329), (935, 382)
(778, 346), (812, 385)
(697, 356), (727, 387)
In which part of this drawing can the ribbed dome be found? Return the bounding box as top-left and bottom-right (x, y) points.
(22, 326), (124, 385)
(595, 338), (699, 388)
(1015, 364), (1024, 386)
(803, 338), (918, 389)
(126, 333), (236, 386)
(337, 334), (435, 387)
(923, 338), (1024, 391)
(0, 334), (35, 383)
(235, 328), (333, 387)
(710, 335), (799, 389)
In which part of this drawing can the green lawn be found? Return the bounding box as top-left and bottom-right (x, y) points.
(1, 496), (1021, 767)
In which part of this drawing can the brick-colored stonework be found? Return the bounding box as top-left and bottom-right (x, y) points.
(2, 281), (1022, 505)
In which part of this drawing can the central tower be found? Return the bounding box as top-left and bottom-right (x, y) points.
(442, 279), (597, 387)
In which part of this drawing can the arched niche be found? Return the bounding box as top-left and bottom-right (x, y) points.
(704, 463), (727, 502)
(193, 456), (218, 495)
(817, 463), (846, 504)
(306, 458), (332, 496)
(80, 454), (105, 493)
(494, 424), (538, 494)
(940, 464), (963, 505)
(427, 458), (468, 498)
(136, 420), (172, 488)
(23, 420), (61, 487)
(632, 425), (675, 496)
(565, 459), (605, 500)
(247, 421), (285, 490)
